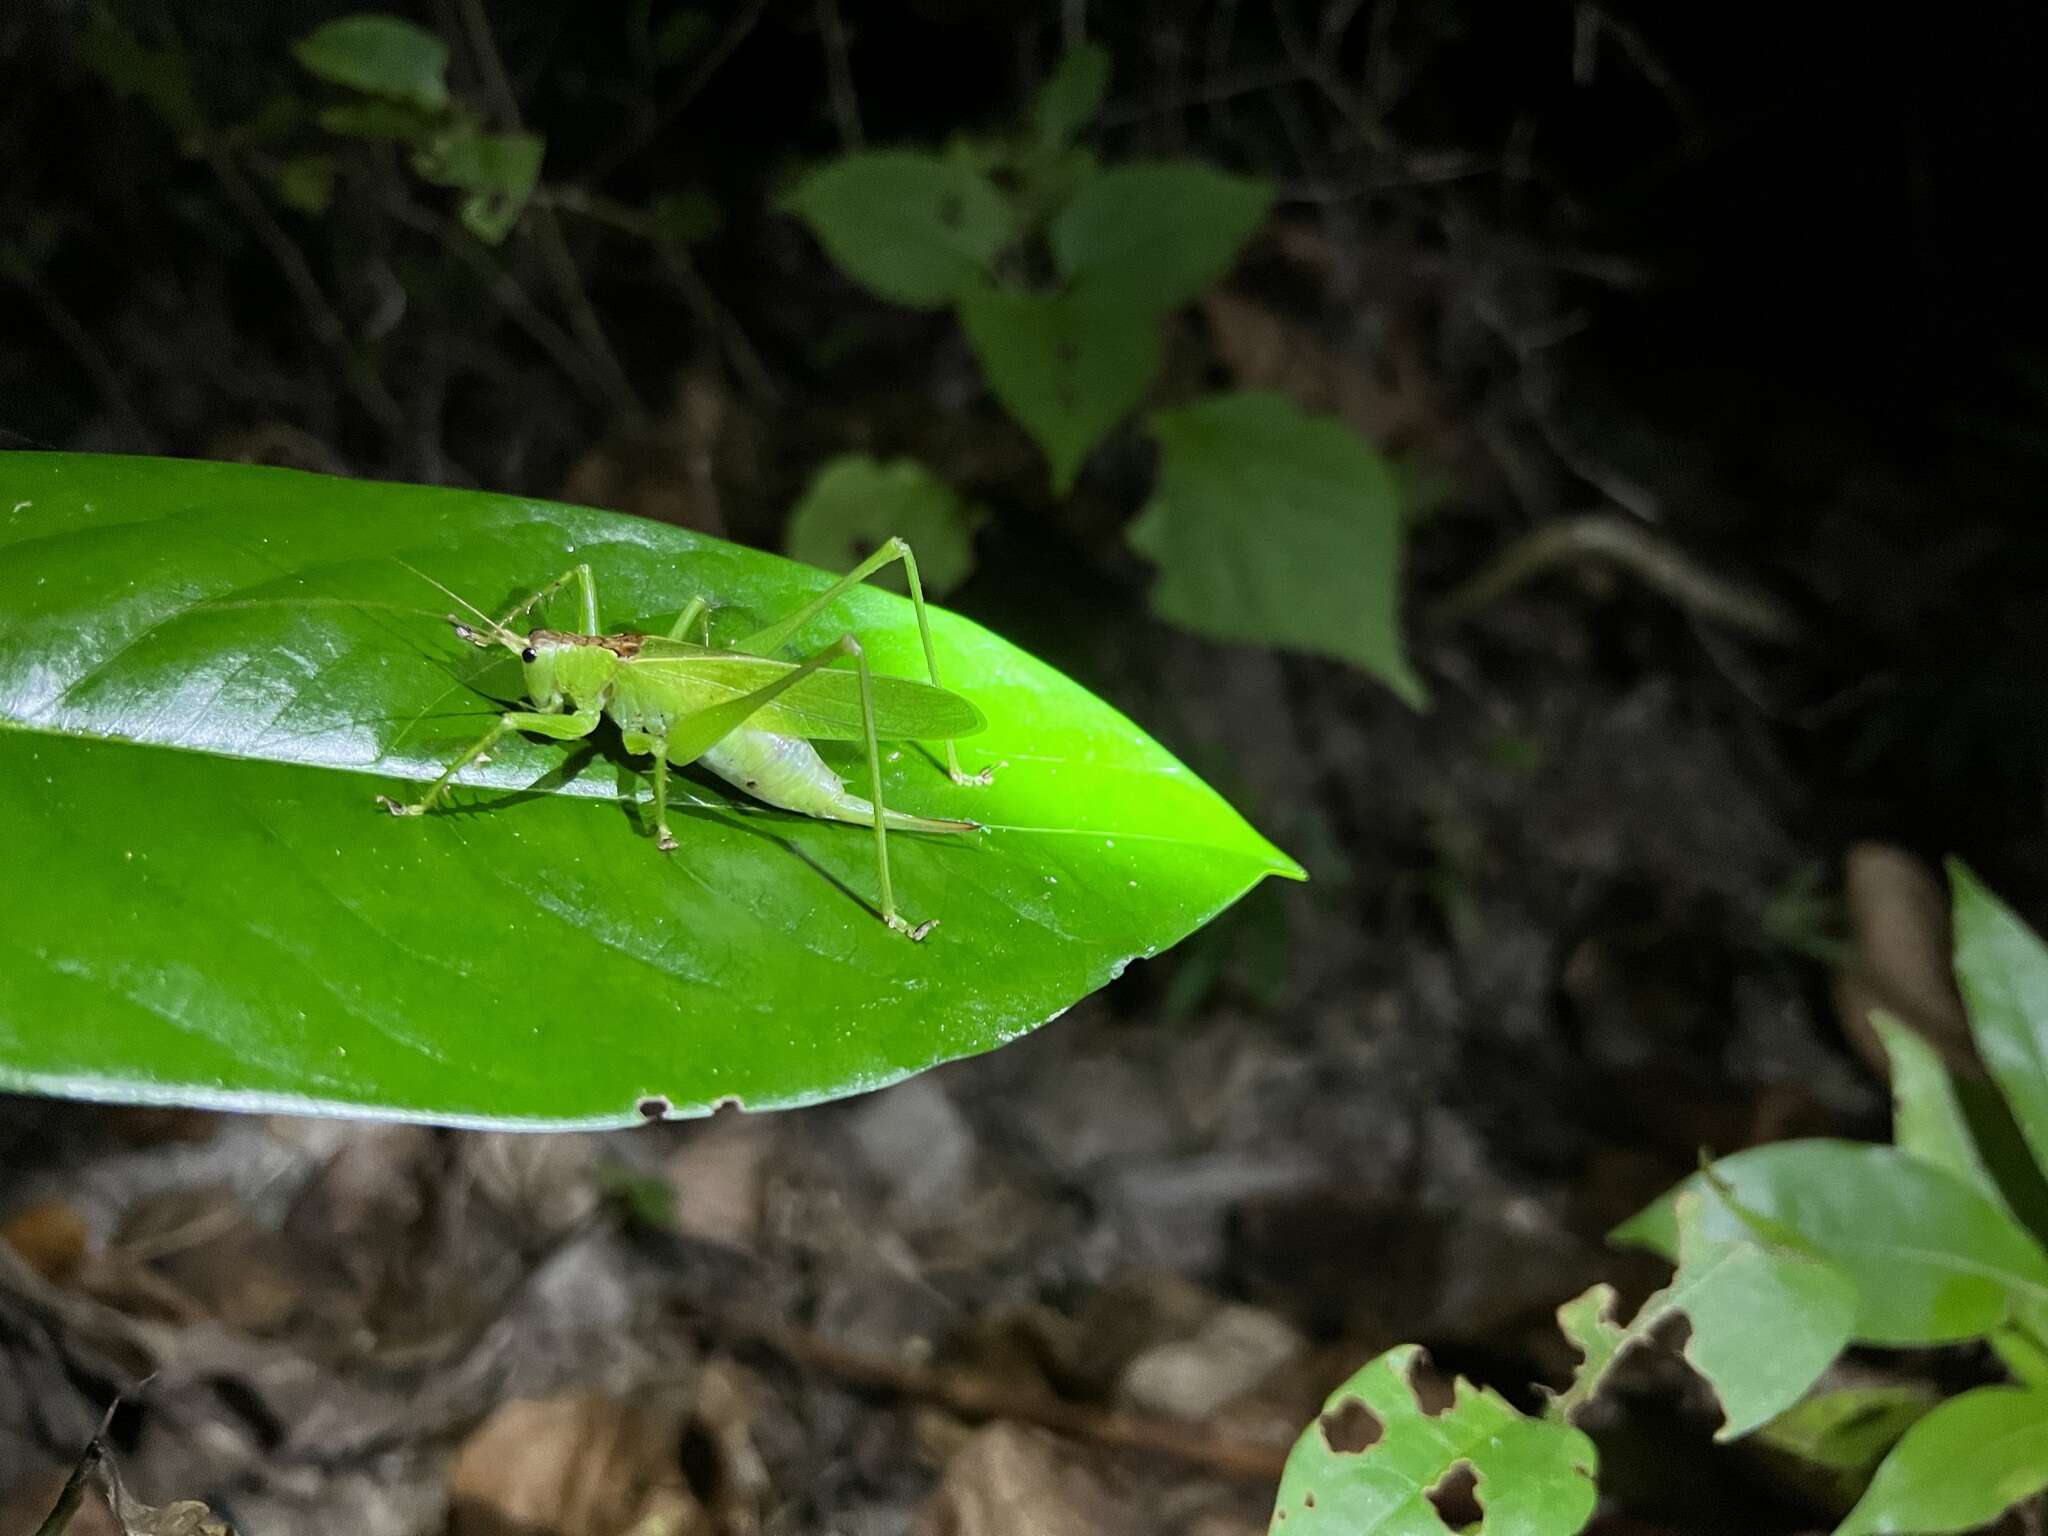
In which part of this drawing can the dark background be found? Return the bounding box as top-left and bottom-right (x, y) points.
(3, 3), (2046, 1532)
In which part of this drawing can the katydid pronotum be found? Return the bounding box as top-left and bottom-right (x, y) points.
(377, 538), (989, 939)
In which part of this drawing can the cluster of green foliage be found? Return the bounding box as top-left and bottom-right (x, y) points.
(784, 44), (1422, 704)
(77, 15), (1422, 703)
(1269, 865), (2048, 1536)
(82, 10), (542, 242)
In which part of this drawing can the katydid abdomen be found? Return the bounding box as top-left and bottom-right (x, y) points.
(697, 727), (974, 834)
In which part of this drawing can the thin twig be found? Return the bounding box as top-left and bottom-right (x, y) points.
(5, 273), (158, 450)
(539, 186), (778, 403)
(204, 144), (408, 443)
(1429, 511), (1802, 642)
(581, 0), (772, 187)
(381, 194), (616, 411)
(710, 1315), (1292, 1484)
(455, 0), (648, 428)
(815, 0), (864, 149)
(31, 1438), (103, 1536)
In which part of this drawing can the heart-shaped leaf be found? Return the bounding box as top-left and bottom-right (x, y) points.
(0, 454), (1299, 1127)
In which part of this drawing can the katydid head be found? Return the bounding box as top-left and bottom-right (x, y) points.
(518, 631), (620, 712)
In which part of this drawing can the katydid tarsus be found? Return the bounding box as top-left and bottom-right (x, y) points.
(377, 538), (990, 940)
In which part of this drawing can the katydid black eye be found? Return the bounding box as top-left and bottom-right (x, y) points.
(521, 646), (537, 663)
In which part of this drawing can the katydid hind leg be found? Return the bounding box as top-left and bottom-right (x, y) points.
(661, 633), (936, 938)
(736, 536), (988, 787)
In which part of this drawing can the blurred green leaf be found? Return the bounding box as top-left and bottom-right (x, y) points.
(957, 284), (1159, 494)
(272, 155), (337, 216)
(784, 456), (981, 599)
(650, 188), (722, 246)
(1052, 163), (1272, 313)
(1612, 1140), (2048, 1345)
(294, 14), (450, 111)
(1837, 1386), (2048, 1535)
(786, 151), (1011, 310)
(652, 9), (712, 65)
(317, 98), (447, 145)
(1268, 1344), (1598, 1535)
(78, 8), (200, 138)
(1753, 1387), (1935, 1508)
(1031, 43), (1110, 151)
(1133, 393), (1423, 704)
(413, 128), (544, 244)
(1952, 861), (2048, 1185)
(0, 454), (1300, 1128)
(1553, 1186), (1854, 1441)
(1875, 1011), (2001, 1202)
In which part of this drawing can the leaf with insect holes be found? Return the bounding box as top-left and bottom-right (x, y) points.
(957, 283), (1160, 493)
(786, 150), (1011, 310)
(1612, 1140), (2048, 1345)
(1951, 861), (2048, 1185)
(293, 14), (449, 111)
(1555, 1187), (1854, 1441)
(784, 456), (981, 599)
(1837, 1386), (2048, 1535)
(1133, 392), (1423, 703)
(1268, 1344), (1597, 1535)
(0, 454), (1300, 1129)
(1052, 162), (1273, 313)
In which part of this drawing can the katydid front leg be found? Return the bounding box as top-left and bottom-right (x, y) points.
(664, 633), (939, 940)
(377, 707), (602, 817)
(619, 730), (682, 852)
(737, 536), (990, 787)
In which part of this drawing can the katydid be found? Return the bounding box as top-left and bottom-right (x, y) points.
(377, 538), (989, 940)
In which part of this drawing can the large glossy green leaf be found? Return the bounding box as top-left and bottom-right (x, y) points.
(1611, 1141), (2048, 1345)
(1837, 1386), (2048, 1535)
(0, 453), (1299, 1128)
(1268, 1345), (1598, 1535)
(1952, 861), (2048, 1185)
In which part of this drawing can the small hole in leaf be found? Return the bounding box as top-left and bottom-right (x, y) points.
(1303, 1491), (1316, 1509)
(637, 1095), (671, 1120)
(1320, 1397), (1382, 1454)
(1403, 1351), (1455, 1417)
(1426, 1462), (1480, 1526)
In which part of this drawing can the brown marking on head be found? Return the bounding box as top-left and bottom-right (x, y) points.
(526, 628), (645, 657)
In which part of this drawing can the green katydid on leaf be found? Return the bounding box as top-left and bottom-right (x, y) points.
(0, 454), (1301, 1129)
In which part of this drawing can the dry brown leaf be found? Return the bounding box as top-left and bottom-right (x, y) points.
(448, 1392), (707, 1536)
(908, 1423), (1137, 1536)
(2, 1198), (89, 1286)
(1198, 290), (1451, 460)
(1833, 842), (1974, 1078)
